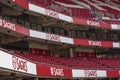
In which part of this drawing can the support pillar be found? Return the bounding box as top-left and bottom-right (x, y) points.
(69, 48), (74, 58)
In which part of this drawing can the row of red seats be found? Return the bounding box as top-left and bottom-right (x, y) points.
(99, 0), (120, 18)
(26, 0), (120, 19)
(76, 52), (96, 58)
(25, 0), (95, 19)
(91, 58), (120, 69)
(15, 52), (120, 70)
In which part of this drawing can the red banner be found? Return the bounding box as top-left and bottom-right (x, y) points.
(73, 18), (88, 25)
(107, 70), (120, 77)
(37, 65), (51, 76)
(73, 18), (111, 29)
(13, 0), (29, 9)
(101, 41), (113, 48)
(0, 19), (29, 36)
(74, 38), (113, 48)
(87, 20), (100, 27)
(74, 39), (89, 46)
(88, 40), (102, 46)
(1, 19), (16, 31)
(36, 64), (72, 77)
(100, 23), (111, 29)
(15, 24), (29, 36)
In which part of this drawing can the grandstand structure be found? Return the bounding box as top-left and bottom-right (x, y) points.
(0, 0), (119, 80)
